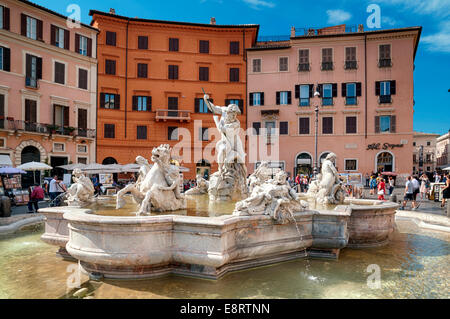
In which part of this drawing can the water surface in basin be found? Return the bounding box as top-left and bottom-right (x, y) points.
(0, 220), (448, 299)
(88, 194), (236, 217)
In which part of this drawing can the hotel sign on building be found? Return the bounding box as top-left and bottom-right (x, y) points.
(246, 24), (421, 184)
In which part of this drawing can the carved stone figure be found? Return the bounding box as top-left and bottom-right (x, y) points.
(66, 168), (95, 207)
(203, 94), (248, 201)
(116, 156), (151, 209)
(185, 174), (209, 195)
(234, 170), (308, 222)
(116, 145), (186, 215)
(248, 161), (270, 193)
(307, 153), (346, 204)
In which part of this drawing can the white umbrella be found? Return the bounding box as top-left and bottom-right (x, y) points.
(443, 166), (450, 171)
(57, 163), (87, 170)
(17, 161), (53, 184)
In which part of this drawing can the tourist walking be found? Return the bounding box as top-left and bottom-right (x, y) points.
(419, 174), (430, 200)
(369, 176), (377, 195)
(377, 178), (386, 200)
(388, 176), (395, 196)
(411, 176), (420, 208)
(49, 176), (66, 203)
(400, 176), (415, 210)
(441, 173), (450, 208)
(27, 184), (44, 213)
(365, 173), (370, 188)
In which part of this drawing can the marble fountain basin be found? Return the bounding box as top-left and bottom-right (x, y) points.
(39, 196), (399, 279)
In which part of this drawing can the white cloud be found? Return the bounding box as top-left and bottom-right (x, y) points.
(326, 9), (352, 24)
(374, 0), (450, 17)
(421, 21), (450, 53)
(381, 16), (398, 27)
(242, 0), (276, 10)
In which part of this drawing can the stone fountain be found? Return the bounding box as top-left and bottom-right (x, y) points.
(39, 93), (399, 279)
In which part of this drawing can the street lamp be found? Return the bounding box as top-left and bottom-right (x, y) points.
(313, 89), (321, 179)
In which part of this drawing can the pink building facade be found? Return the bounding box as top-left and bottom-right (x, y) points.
(0, 0), (98, 182)
(246, 25), (421, 184)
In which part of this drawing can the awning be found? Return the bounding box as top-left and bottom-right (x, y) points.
(0, 154), (13, 167)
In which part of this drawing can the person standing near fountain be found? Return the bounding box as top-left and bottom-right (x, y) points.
(203, 94), (248, 201)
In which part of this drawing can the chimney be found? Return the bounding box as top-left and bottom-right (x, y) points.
(109, 8), (116, 15)
(358, 24), (364, 32)
(290, 26), (296, 38)
(210, 17), (216, 25)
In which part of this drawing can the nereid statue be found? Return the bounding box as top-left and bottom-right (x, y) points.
(185, 174), (209, 195)
(66, 168), (95, 207)
(234, 170), (308, 222)
(306, 153), (346, 204)
(116, 145), (186, 215)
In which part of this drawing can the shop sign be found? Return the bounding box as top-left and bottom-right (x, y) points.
(366, 143), (404, 150)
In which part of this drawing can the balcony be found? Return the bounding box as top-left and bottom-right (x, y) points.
(25, 77), (39, 89)
(345, 97), (358, 106)
(0, 118), (96, 139)
(344, 60), (357, 70)
(379, 95), (392, 104)
(322, 97), (334, 106)
(378, 58), (392, 68)
(155, 109), (191, 122)
(297, 63), (310, 72)
(299, 98), (310, 107)
(321, 62), (334, 71)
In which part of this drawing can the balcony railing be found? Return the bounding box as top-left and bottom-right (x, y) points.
(155, 109), (191, 122)
(0, 118), (96, 138)
(321, 62), (333, 71)
(378, 58), (392, 68)
(322, 97), (334, 106)
(297, 63), (310, 72)
(25, 77), (39, 88)
(345, 60), (357, 70)
(379, 95), (392, 104)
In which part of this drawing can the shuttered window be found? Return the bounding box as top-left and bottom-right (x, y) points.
(105, 59), (116, 75)
(138, 36), (148, 49)
(25, 99), (37, 123)
(195, 98), (211, 113)
(346, 47), (356, 61)
(346, 116), (357, 134)
(54, 62), (65, 84)
(75, 34), (91, 57)
(0, 46), (10, 72)
(253, 59), (261, 72)
(299, 49), (309, 63)
(279, 57), (288, 71)
(137, 126), (147, 140)
(78, 68), (88, 89)
(199, 40), (209, 53)
(1, 5), (10, 31)
(280, 122), (288, 135)
(137, 63), (148, 78)
(78, 108), (87, 137)
(276, 91), (291, 105)
(104, 124), (115, 138)
(299, 117), (309, 135)
(51, 25), (69, 49)
(132, 96), (151, 111)
(322, 48), (332, 62)
(322, 117), (333, 134)
(100, 93), (120, 109)
(105, 31), (116, 46)
(169, 38), (179, 51)
(230, 41), (240, 55)
(22, 15), (42, 41)
(345, 160), (357, 171)
(379, 44), (391, 59)
(25, 54), (41, 88)
(199, 67), (209, 81)
(230, 68), (239, 82)
(249, 92), (264, 106)
(252, 122), (261, 135)
(168, 65), (178, 80)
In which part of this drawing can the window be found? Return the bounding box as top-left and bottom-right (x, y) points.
(0, 46), (11, 71)
(375, 115), (396, 133)
(427, 141), (431, 146)
(51, 26), (67, 49)
(279, 57), (288, 71)
(78, 68), (88, 89)
(345, 47), (357, 69)
(54, 62), (65, 84)
(0, 6), (4, 30)
(298, 49), (309, 71)
(26, 16), (37, 40)
(77, 108), (87, 137)
(299, 117), (310, 135)
(101, 93), (120, 109)
(0, 95), (4, 128)
(280, 122), (288, 135)
(132, 96), (151, 111)
(345, 159), (357, 171)
(77, 145), (87, 153)
(250, 92), (263, 106)
(230, 41), (239, 55)
(322, 48), (333, 70)
(199, 40), (209, 54)
(346, 116), (357, 134)
(168, 97), (178, 117)
(199, 127), (208, 141)
(168, 127), (178, 140)
(230, 68), (239, 82)
(105, 59), (116, 75)
(322, 84), (333, 106)
(226, 99), (243, 114)
(77, 157), (87, 164)
(169, 38), (179, 51)
(252, 122), (261, 135)
(413, 142), (416, 146)
(24, 99), (37, 125)
(195, 98), (210, 113)
(299, 85), (310, 106)
(379, 44), (391, 67)
(322, 117), (333, 134)
(253, 59), (261, 72)
(105, 31), (116, 46)
(78, 35), (88, 56)
(104, 124), (115, 138)
(199, 67), (209, 81)
(265, 121), (276, 136)
(376, 81), (396, 103)
(25, 54), (41, 88)
(138, 36), (148, 49)
(137, 63), (148, 78)
(345, 83), (356, 105)
(276, 91), (291, 105)
(54, 143), (65, 152)
(137, 126), (147, 140)
(168, 65), (178, 80)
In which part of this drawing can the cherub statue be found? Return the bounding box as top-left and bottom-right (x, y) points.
(66, 168), (95, 206)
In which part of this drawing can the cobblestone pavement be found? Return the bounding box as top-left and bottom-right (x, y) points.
(10, 199), (50, 216)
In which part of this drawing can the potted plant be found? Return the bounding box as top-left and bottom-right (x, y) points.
(65, 126), (76, 136)
(46, 124), (59, 135)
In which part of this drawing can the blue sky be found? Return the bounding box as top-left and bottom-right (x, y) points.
(35, 0), (450, 135)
